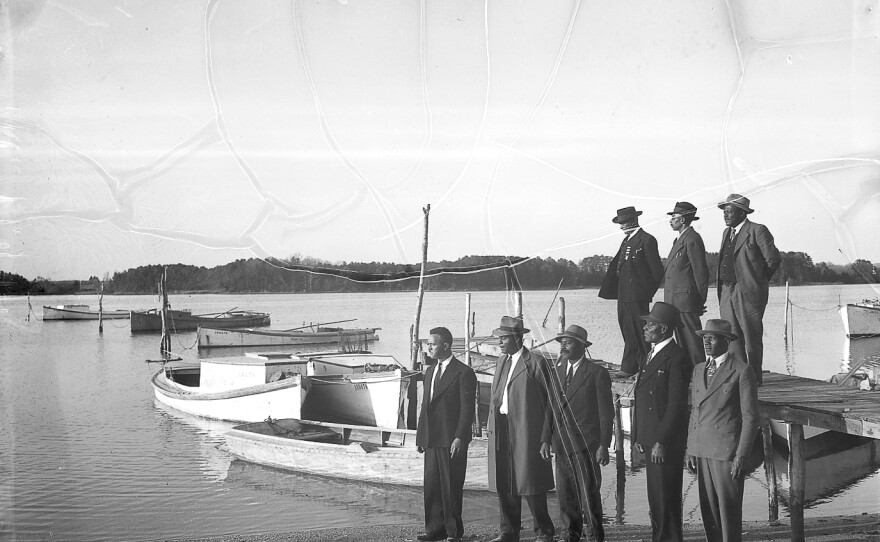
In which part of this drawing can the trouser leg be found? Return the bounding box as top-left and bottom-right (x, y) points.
(524, 493), (554, 538)
(676, 311), (704, 366)
(645, 457), (684, 542)
(498, 491), (522, 537)
(619, 300), (650, 374)
(423, 447), (447, 537)
(697, 457), (743, 542)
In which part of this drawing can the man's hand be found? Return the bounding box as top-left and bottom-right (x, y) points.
(540, 442), (552, 461)
(449, 438), (462, 459)
(686, 455), (697, 474)
(634, 442), (644, 454)
(730, 455), (746, 480)
(417, 446), (424, 454)
(651, 442), (665, 464)
(595, 445), (609, 466)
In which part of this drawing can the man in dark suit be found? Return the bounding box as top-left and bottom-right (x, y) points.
(599, 206), (664, 377)
(416, 326), (477, 542)
(716, 194), (781, 384)
(664, 201), (710, 367)
(486, 316), (555, 542)
(687, 319), (759, 542)
(632, 302), (692, 542)
(547, 325), (613, 542)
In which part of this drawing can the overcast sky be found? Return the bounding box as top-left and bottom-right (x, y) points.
(1, 0), (878, 280)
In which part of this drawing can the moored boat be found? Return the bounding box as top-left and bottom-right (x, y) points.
(302, 368), (415, 428)
(43, 304), (131, 320)
(224, 418), (489, 489)
(151, 353), (309, 422)
(198, 326), (379, 349)
(839, 299), (880, 338)
(131, 308), (270, 332)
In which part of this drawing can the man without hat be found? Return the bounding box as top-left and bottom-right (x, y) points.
(416, 327), (477, 542)
(486, 316), (555, 542)
(599, 206), (664, 377)
(632, 302), (692, 542)
(716, 194), (781, 384)
(687, 319), (759, 542)
(664, 201), (710, 367)
(547, 325), (613, 542)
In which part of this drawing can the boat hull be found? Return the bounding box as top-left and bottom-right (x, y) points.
(302, 370), (412, 428)
(131, 310), (271, 332)
(225, 419), (489, 489)
(151, 369), (306, 422)
(43, 305), (130, 320)
(198, 327), (379, 348)
(839, 303), (880, 338)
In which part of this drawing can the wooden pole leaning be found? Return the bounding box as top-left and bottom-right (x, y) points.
(411, 204), (431, 370)
(760, 418), (779, 522)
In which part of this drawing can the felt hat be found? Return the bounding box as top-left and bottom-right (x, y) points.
(717, 193), (754, 214)
(612, 206), (643, 224)
(555, 324), (592, 347)
(696, 319), (739, 341)
(667, 201), (700, 220)
(639, 302), (681, 329)
(492, 315), (529, 337)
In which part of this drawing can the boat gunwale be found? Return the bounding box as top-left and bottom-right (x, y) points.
(151, 369), (303, 401)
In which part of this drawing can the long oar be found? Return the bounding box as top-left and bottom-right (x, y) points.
(541, 278), (564, 327)
(279, 318), (358, 332)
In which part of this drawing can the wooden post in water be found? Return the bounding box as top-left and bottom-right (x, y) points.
(787, 423), (806, 542)
(159, 267), (171, 358)
(411, 204), (431, 370)
(98, 281), (104, 334)
(613, 395), (626, 523)
(760, 418), (779, 521)
(514, 292), (523, 319)
(783, 281), (790, 341)
(557, 297), (566, 334)
(466, 294), (482, 436)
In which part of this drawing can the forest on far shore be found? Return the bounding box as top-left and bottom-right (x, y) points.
(7, 251), (877, 296)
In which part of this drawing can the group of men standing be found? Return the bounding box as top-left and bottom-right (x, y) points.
(415, 194), (778, 542)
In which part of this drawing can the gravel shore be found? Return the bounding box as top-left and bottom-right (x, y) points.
(154, 514), (880, 542)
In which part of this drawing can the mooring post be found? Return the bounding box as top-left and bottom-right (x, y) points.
(98, 281), (104, 334)
(557, 297), (565, 335)
(787, 423), (806, 542)
(613, 395), (626, 523)
(466, 294), (481, 436)
(783, 281), (790, 341)
(760, 418), (779, 522)
(514, 291), (523, 319)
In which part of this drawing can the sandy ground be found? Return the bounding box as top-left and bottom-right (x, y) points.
(153, 514), (880, 542)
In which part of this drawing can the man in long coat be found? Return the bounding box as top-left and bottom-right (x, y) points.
(486, 316), (555, 542)
(632, 302), (692, 541)
(687, 319), (759, 542)
(416, 327), (477, 542)
(599, 206), (664, 376)
(664, 201), (710, 366)
(716, 194), (781, 384)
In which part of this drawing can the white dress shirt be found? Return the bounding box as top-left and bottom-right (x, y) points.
(499, 347), (524, 415)
(430, 355), (453, 401)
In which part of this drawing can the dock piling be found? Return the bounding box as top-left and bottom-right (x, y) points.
(760, 418), (779, 522)
(787, 423), (806, 542)
(557, 297), (565, 335)
(613, 395), (626, 523)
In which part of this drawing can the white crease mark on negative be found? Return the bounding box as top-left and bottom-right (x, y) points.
(292, 0), (408, 261)
(47, 1), (109, 27)
(481, 0), (583, 254)
(377, 0), (492, 242)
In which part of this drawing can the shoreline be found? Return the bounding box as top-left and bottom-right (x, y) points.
(153, 514), (880, 542)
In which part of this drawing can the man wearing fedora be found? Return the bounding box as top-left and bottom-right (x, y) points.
(547, 325), (613, 542)
(486, 316), (555, 542)
(632, 302), (692, 542)
(664, 201), (710, 367)
(599, 206), (664, 377)
(716, 194), (781, 384)
(687, 319), (759, 542)
(416, 327), (477, 542)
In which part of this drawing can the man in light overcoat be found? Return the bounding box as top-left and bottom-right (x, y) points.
(486, 316), (555, 542)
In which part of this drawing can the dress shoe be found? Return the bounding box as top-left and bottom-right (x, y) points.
(446, 538), (463, 542)
(488, 534), (518, 542)
(535, 535), (556, 542)
(416, 533), (447, 542)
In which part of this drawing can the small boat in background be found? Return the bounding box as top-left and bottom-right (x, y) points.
(198, 326), (379, 349)
(43, 304), (131, 321)
(839, 299), (880, 338)
(131, 308), (270, 332)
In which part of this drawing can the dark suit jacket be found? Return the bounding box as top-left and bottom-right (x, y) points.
(686, 352), (759, 461)
(548, 357), (613, 455)
(716, 220), (781, 307)
(599, 228), (664, 302)
(664, 226), (709, 313)
(416, 357), (477, 448)
(487, 347), (555, 494)
(631, 340), (692, 455)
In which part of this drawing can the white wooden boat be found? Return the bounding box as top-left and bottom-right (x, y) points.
(43, 304), (131, 320)
(302, 368), (414, 428)
(151, 353), (309, 422)
(839, 300), (880, 338)
(197, 326), (380, 349)
(132, 308), (270, 332)
(224, 418), (489, 489)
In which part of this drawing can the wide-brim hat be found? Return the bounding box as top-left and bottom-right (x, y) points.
(555, 324), (592, 347)
(717, 193), (754, 214)
(492, 315), (530, 337)
(696, 319), (739, 341)
(612, 206), (643, 224)
(639, 302), (681, 329)
(667, 201), (700, 220)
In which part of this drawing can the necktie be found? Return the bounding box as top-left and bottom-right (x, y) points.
(645, 346), (655, 366)
(706, 357), (717, 379)
(564, 363), (574, 390)
(729, 228), (736, 243)
(431, 362), (443, 401)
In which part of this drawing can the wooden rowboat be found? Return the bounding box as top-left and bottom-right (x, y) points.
(131, 308), (270, 332)
(198, 326), (379, 349)
(43, 304), (131, 320)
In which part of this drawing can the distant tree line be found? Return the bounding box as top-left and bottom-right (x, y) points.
(6, 252), (877, 296)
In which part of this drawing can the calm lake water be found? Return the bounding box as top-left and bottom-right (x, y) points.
(1, 284), (878, 541)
